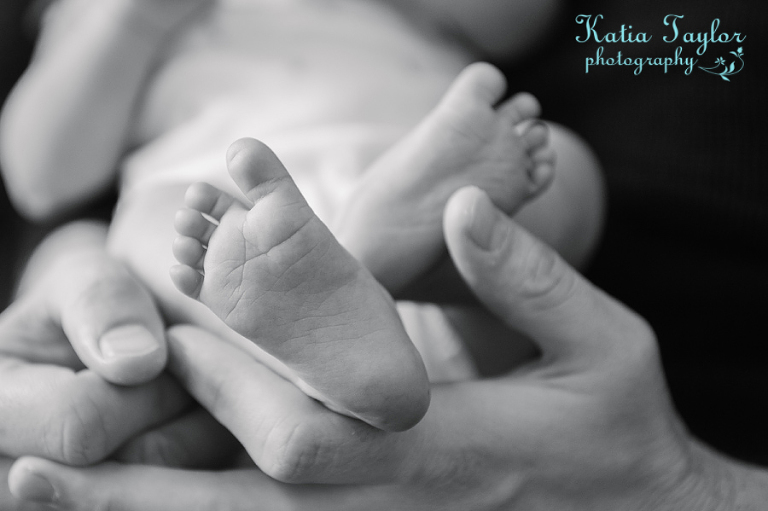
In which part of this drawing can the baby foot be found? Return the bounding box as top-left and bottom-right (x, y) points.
(336, 62), (555, 294)
(171, 138), (430, 432)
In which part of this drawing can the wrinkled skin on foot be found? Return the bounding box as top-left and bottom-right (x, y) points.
(172, 138), (430, 432)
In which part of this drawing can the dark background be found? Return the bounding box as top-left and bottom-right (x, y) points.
(1, 0), (766, 464)
(514, 0), (768, 464)
(0, 0), (32, 306)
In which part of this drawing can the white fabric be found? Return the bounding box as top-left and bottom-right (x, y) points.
(121, 0), (471, 222)
(119, 0), (479, 378)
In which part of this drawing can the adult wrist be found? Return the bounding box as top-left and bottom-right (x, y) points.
(654, 439), (733, 511)
(653, 437), (768, 511)
(673, 440), (768, 511)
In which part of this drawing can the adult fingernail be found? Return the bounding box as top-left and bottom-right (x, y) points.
(15, 470), (56, 503)
(100, 324), (159, 359)
(466, 188), (499, 250)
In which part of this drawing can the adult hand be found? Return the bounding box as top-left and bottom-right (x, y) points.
(7, 190), (752, 510)
(0, 221), (192, 472)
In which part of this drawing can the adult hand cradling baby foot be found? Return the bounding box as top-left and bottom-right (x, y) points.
(0, 222), (190, 479)
(4, 190), (751, 511)
(0, 221), (242, 508)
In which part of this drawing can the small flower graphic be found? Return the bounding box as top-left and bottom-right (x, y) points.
(699, 47), (745, 81)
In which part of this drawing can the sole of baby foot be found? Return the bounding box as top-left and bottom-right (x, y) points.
(171, 138), (430, 432)
(337, 62), (554, 295)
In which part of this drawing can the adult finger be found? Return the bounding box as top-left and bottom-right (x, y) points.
(8, 458), (424, 511)
(162, 326), (527, 492)
(1, 457), (53, 511)
(52, 248), (168, 385)
(0, 271), (165, 386)
(0, 359), (191, 465)
(0, 299), (82, 369)
(163, 325), (418, 484)
(8, 377), (548, 511)
(443, 187), (653, 366)
(0, 238), (167, 385)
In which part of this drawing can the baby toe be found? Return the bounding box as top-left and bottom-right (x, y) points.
(521, 121), (550, 153)
(173, 235), (206, 270)
(499, 92), (541, 125)
(442, 62), (507, 110)
(185, 182), (236, 223)
(174, 208), (217, 245)
(170, 265), (204, 299)
(527, 147), (556, 195)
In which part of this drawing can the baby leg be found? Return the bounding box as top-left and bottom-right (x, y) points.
(171, 138), (430, 432)
(336, 62), (555, 294)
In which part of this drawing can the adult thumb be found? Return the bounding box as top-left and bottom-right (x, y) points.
(55, 251), (167, 385)
(443, 187), (649, 365)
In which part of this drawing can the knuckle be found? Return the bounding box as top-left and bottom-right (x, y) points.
(75, 267), (145, 312)
(50, 391), (109, 466)
(260, 419), (329, 484)
(64, 253), (154, 321)
(513, 236), (577, 310)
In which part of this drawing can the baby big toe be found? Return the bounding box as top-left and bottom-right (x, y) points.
(226, 138), (293, 204)
(442, 62), (508, 110)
